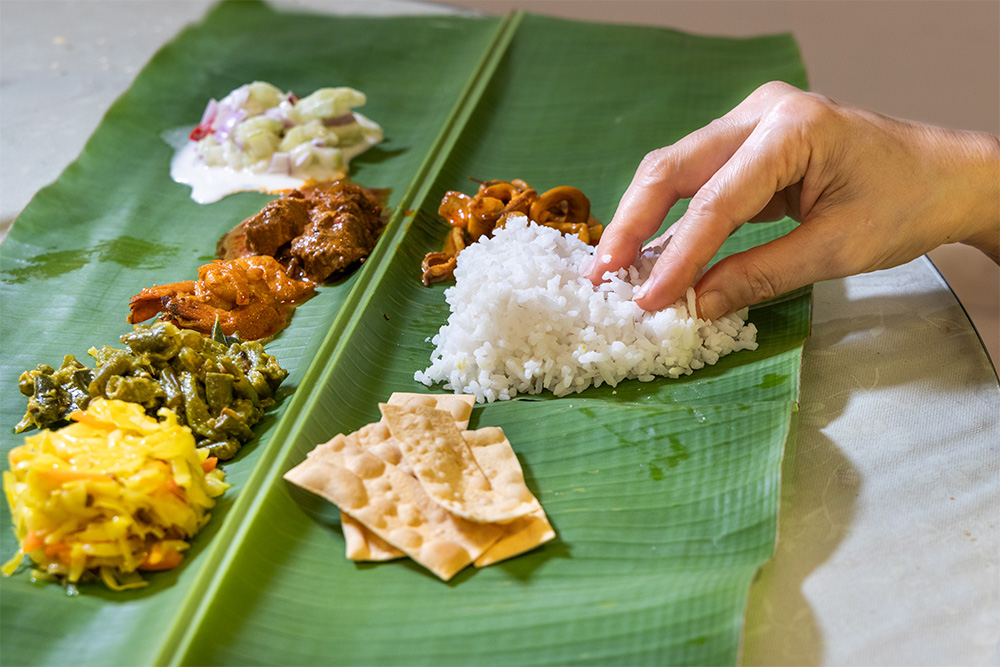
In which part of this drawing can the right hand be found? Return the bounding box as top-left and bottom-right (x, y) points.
(587, 81), (1000, 319)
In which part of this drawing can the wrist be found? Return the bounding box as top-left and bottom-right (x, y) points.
(946, 130), (999, 262)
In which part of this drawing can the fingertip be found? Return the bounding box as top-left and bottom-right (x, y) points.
(695, 289), (732, 321)
(586, 227), (645, 284)
(629, 242), (704, 312)
(633, 287), (660, 311)
(694, 260), (752, 320)
(633, 274), (676, 312)
(633, 288), (655, 311)
(694, 229), (821, 319)
(585, 249), (611, 284)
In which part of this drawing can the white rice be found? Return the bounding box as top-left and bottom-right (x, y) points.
(414, 216), (758, 402)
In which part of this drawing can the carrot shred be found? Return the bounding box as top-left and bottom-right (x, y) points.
(44, 542), (71, 562)
(161, 479), (187, 502)
(22, 531), (45, 552)
(139, 544), (184, 571)
(37, 468), (109, 484)
(69, 411), (117, 430)
(201, 457), (218, 473)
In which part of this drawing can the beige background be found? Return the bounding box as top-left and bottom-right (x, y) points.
(441, 0), (1000, 367)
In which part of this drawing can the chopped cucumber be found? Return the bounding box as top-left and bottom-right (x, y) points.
(244, 81), (285, 115)
(278, 120), (335, 152)
(191, 82), (379, 176)
(293, 87), (366, 122)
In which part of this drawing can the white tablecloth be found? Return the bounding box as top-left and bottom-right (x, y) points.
(2, 2), (997, 664)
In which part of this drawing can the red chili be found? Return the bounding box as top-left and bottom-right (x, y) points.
(188, 124), (212, 141)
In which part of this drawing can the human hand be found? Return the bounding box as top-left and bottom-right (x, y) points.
(587, 81), (1000, 319)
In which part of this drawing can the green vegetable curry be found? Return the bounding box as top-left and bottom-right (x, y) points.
(15, 322), (287, 460)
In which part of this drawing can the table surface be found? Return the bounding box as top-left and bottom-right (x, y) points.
(2, 2), (998, 665)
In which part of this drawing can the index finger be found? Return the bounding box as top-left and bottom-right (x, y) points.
(633, 97), (819, 311)
(587, 81), (798, 285)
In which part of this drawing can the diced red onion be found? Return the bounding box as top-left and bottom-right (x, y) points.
(199, 99), (219, 128)
(323, 112), (357, 127)
(214, 108), (247, 142)
(264, 106), (291, 127)
(290, 144), (313, 168)
(218, 84), (249, 111)
(266, 152), (292, 175)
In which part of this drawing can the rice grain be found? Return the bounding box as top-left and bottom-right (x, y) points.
(414, 217), (757, 402)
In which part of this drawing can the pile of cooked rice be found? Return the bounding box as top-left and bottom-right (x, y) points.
(415, 216), (758, 403)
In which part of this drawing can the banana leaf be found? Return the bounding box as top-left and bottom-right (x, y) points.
(0, 2), (809, 665)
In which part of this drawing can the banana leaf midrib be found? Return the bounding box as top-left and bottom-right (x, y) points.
(154, 11), (525, 665)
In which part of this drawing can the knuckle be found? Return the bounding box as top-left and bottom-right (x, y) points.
(738, 260), (783, 305)
(686, 180), (740, 233)
(752, 80), (799, 103)
(703, 114), (736, 135)
(687, 180), (723, 215)
(637, 114), (735, 185)
(767, 90), (838, 128)
(636, 146), (677, 183)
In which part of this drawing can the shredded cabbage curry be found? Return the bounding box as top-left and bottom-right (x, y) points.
(3, 399), (228, 592)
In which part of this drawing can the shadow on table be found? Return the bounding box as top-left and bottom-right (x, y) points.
(741, 278), (862, 666)
(740, 269), (998, 664)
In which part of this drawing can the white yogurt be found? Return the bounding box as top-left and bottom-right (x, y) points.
(167, 113), (382, 204)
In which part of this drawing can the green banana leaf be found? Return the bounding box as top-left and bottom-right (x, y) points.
(0, 2), (810, 665)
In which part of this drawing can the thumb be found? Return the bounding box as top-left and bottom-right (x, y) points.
(694, 221), (839, 319)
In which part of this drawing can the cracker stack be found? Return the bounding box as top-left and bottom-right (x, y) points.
(284, 393), (555, 581)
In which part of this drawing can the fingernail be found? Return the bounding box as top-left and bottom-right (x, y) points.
(697, 290), (729, 320)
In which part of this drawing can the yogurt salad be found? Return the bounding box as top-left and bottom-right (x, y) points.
(170, 81), (383, 203)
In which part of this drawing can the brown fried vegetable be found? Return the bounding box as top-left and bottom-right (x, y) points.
(15, 322), (287, 460)
(421, 178), (603, 285)
(529, 185), (591, 225)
